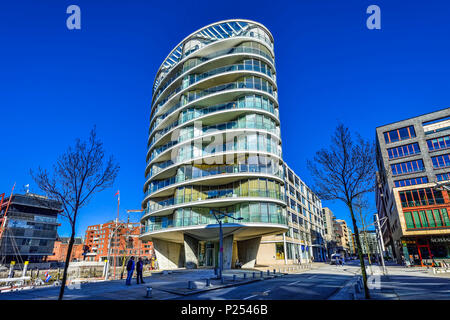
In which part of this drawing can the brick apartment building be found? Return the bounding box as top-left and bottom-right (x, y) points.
(84, 220), (154, 264)
(47, 236), (85, 262)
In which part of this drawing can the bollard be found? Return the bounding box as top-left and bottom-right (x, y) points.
(233, 275), (237, 281)
(252, 272), (256, 279)
(273, 269), (276, 274)
(8, 261), (15, 279)
(188, 281), (194, 289)
(145, 286), (152, 298)
(260, 271), (263, 278)
(267, 270), (270, 276)
(206, 278), (211, 287)
(243, 273), (247, 279)
(22, 261), (29, 278)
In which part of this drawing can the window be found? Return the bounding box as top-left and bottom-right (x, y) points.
(275, 243), (285, 260)
(436, 172), (450, 182)
(404, 208), (450, 229)
(383, 126), (416, 144)
(390, 159), (424, 175)
(399, 187), (445, 208)
(387, 143), (420, 159)
(394, 176), (428, 187)
(427, 136), (450, 151)
(431, 154), (450, 169)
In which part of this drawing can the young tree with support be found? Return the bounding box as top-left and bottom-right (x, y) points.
(31, 127), (119, 300)
(307, 124), (376, 299)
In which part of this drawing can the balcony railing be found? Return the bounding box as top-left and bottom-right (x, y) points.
(146, 163), (284, 195)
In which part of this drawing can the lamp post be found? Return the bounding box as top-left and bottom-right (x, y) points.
(374, 213), (387, 274)
(209, 209), (243, 280)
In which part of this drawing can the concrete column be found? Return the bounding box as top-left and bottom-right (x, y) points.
(183, 234), (199, 269)
(237, 237), (261, 268)
(223, 235), (234, 269)
(153, 238), (183, 270)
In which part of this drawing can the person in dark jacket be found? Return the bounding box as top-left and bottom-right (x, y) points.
(125, 256), (135, 285)
(136, 257), (145, 284)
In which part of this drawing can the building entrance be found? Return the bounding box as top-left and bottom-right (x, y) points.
(198, 241), (217, 267)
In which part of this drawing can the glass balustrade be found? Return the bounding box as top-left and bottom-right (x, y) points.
(141, 202), (288, 233)
(148, 114), (279, 161)
(145, 161), (284, 195)
(148, 94), (278, 146)
(146, 133), (282, 173)
(150, 75), (275, 128)
(153, 45), (275, 99)
(144, 178), (285, 213)
(153, 58), (273, 110)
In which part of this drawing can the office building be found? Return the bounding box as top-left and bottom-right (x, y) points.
(0, 193), (61, 263)
(375, 107), (450, 266)
(257, 163), (327, 264)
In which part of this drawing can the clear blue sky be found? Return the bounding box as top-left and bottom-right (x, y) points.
(1, 1), (449, 237)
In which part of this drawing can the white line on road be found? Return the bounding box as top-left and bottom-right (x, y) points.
(243, 290), (271, 300)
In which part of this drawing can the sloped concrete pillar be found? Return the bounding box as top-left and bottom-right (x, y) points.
(153, 238), (182, 270)
(183, 234), (199, 269)
(238, 236), (261, 268)
(223, 235), (234, 269)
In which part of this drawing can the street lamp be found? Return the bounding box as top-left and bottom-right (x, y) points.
(209, 209), (243, 280)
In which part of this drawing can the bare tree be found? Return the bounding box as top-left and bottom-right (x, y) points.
(31, 127), (119, 300)
(307, 124), (375, 299)
(354, 196), (374, 265)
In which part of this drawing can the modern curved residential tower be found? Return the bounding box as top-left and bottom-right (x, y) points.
(141, 19), (288, 269)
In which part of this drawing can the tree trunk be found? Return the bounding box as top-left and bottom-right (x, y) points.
(349, 205), (370, 299)
(58, 225), (75, 300)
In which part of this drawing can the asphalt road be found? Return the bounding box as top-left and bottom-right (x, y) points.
(174, 262), (361, 300)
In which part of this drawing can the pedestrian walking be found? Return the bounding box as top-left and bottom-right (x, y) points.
(125, 256), (135, 285)
(136, 257), (145, 284)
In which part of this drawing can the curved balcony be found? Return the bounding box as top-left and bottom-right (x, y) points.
(146, 149), (283, 181)
(153, 49), (275, 107)
(148, 93), (279, 145)
(141, 201), (288, 234)
(146, 113), (280, 162)
(153, 20), (274, 93)
(144, 162), (284, 198)
(150, 71), (276, 129)
(145, 132), (282, 177)
(142, 178), (285, 217)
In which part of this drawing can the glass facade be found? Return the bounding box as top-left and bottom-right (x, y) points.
(387, 143), (420, 159)
(394, 176), (428, 188)
(431, 154), (450, 169)
(390, 159), (424, 175)
(142, 20), (286, 237)
(383, 125), (416, 144)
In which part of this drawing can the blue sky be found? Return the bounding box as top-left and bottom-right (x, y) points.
(0, 1), (449, 237)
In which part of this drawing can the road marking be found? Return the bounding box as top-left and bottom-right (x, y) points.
(244, 290), (271, 300)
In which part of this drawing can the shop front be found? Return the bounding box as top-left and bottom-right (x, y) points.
(401, 235), (450, 267)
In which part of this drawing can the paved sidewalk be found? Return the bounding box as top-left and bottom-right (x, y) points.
(0, 268), (287, 300)
(367, 265), (450, 300)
